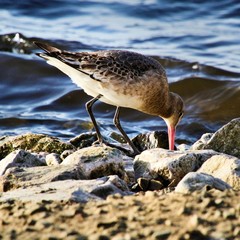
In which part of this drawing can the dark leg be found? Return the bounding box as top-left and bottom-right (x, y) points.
(113, 107), (140, 155)
(85, 94), (103, 144)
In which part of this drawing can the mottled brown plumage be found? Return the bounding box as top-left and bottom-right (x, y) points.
(35, 42), (184, 154)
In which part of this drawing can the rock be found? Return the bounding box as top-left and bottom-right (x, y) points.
(0, 150), (44, 176)
(61, 146), (127, 180)
(60, 149), (75, 160)
(134, 148), (219, 187)
(31, 152), (49, 164)
(132, 131), (169, 152)
(177, 144), (191, 151)
(191, 133), (213, 150)
(198, 154), (240, 190)
(90, 175), (130, 199)
(192, 118), (240, 158)
(0, 164), (85, 192)
(175, 172), (231, 193)
(0, 175), (131, 203)
(69, 132), (97, 148)
(46, 153), (62, 166)
(122, 155), (134, 184)
(0, 133), (75, 160)
(137, 178), (164, 191)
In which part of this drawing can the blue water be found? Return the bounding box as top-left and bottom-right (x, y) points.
(0, 0), (240, 145)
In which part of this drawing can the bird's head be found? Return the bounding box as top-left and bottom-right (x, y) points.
(162, 92), (184, 150)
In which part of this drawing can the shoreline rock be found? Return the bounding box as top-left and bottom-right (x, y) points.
(0, 118), (239, 203)
(0, 118), (240, 239)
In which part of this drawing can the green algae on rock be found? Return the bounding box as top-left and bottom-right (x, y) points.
(0, 133), (76, 160)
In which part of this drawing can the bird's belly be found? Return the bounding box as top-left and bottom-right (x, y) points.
(73, 75), (143, 109)
(98, 87), (142, 109)
(45, 56), (143, 109)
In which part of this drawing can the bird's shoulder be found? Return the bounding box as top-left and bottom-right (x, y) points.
(56, 49), (166, 82)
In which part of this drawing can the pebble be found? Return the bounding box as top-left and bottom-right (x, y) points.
(153, 230), (171, 240)
(164, 219), (172, 226)
(222, 208), (236, 219)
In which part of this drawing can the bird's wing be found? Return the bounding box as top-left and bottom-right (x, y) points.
(34, 42), (165, 84)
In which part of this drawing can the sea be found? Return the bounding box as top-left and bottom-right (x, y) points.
(0, 0), (240, 146)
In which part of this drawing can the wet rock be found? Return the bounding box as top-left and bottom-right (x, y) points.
(61, 146), (127, 180)
(132, 131), (169, 152)
(175, 172), (231, 193)
(198, 154), (240, 190)
(69, 132), (97, 148)
(0, 164), (85, 192)
(192, 118), (240, 158)
(134, 148), (218, 187)
(0, 149), (44, 176)
(0, 133), (75, 160)
(0, 175), (131, 203)
(46, 153), (62, 166)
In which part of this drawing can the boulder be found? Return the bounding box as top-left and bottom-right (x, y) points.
(61, 146), (127, 181)
(0, 164), (85, 192)
(134, 148), (219, 187)
(0, 133), (75, 160)
(192, 118), (240, 158)
(0, 149), (44, 176)
(132, 131), (169, 152)
(69, 132), (97, 148)
(175, 172), (231, 193)
(198, 154), (240, 190)
(0, 175), (131, 203)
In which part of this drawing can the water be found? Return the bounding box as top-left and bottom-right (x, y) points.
(0, 0), (240, 146)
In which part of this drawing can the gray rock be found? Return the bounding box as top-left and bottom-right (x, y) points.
(175, 172), (231, 193)
(0, 164), (85, 192)
(132, 131), (169, 152)
(0, 133), (75, 160)
(192, 118), (240, 158)
(62, 146), (127, 181)
(191, 133), (213, 150)
(198, 154), (240, 190)
(0, 175), (131, 203)
(134, 148), (219, 187)
(46, 153), (62, 166)
(69, 132), (97, 148)
(0, 149), (44, 176)
(31, 152), (49, 164)
(177, 144), (191, 151)
(122, 155), (135, 184)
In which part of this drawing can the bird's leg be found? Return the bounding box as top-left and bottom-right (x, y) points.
(113, 107), (140, 155)
(85, 94), (104, 144)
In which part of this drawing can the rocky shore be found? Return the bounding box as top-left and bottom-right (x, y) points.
(0, 118), (240, 239)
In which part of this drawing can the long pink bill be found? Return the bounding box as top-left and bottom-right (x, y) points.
(167, 125), (176, 150)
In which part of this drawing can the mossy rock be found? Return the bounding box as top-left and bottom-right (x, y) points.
(0, 133), (76, 160)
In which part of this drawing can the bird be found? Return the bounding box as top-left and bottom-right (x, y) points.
(34, 41), (184, 155)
